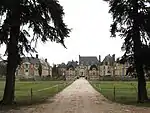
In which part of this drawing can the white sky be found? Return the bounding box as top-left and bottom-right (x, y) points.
(0, 0), (124, 65)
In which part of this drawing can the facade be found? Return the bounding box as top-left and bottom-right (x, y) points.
(57, 54), (130, 80)
(100, 54), (115, 76)
(58, 55), (101, 80)
(78, 55), (100, 80)
(16, 55), (52, 79)
(65, 61), (78, 80)
(2, 54), (131, 80)
(58, 63), (66, 76)
(114, 62), (130, 77)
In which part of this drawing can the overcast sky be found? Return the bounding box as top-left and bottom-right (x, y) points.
(0, 0), (124, 65)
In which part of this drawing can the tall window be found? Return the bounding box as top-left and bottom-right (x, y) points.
(93, 72), (95, 75)
(25, 64), (29, 68)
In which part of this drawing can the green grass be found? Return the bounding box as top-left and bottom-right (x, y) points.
(0, 81), (72, 106)
(90, 81), (150, 107)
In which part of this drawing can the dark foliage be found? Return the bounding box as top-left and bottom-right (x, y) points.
(52, 64), (59, 77)
(104, 0), (150, 102)
(38, 62), (42, 77)
(0, 0), (71, 58)
(0, 0), (70, 105)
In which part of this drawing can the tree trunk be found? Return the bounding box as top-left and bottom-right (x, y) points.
(0, 4), (20, 105)
(132, 0), (148, 103)
(135, 61), (148, 102)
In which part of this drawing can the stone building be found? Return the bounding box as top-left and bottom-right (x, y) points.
(114, 62), (130, 77)
(57, 54), (130, 80)
(66, 60), (78, 80)
(16, 54), (52, 79)
(58, 63), (66, 76)
(58, 55), (101, 80)
(78, 55), (100, 80)
(100, 54), (115, 76)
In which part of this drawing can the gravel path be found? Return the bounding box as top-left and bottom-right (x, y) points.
(1, 78), (150, 113)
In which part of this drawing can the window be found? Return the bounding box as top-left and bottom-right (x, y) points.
(34, 63), (39, 68)
(81, 66), (84, 69)
(30, 64), (34, 69)
(36, 63), (39, 67)
(25, 70), (28, 72)
(103, 66), (105, 69)
(25, 64), (29, 68)
(93, 72), (95, 75)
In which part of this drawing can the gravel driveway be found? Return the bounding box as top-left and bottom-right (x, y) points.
(1, 78), (150, 113)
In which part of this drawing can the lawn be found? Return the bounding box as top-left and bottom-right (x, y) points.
(90, 81), (150, 107)
(0, 80), (72, 106)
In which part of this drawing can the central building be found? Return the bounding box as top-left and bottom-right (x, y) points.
(78, 55), (101, 80)
(58, 54), (118, 80)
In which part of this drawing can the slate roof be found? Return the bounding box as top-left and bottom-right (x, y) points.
(58, 61), (78, 70)
(102, 54), (115, 65)
(21, 57), (40, 64)
(79, 56), (99, 66)
(21, 57), (49, 66)
(67, 61), (78, 67)
(66, 61), (78, 70)
(58, 63), (66, 68)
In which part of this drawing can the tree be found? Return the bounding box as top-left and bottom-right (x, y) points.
(0, 0), (70, 105)
(104, 0), (150, 102)
(38, 62), (42, 77)
(52, 64), (58, 77)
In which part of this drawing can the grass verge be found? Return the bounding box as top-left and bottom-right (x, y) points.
(90, 81), (150, 107)
(0, 80), (73, 110)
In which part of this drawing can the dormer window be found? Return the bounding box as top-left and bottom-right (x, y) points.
(103, 66), (105, 69)
(25, 64), (29, 68)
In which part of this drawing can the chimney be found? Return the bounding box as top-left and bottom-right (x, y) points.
(79, 55), (81, 65)
(36, 54), (38, 58)
(112, 54), (115, 62)
(99, 55), (101, 62)
(45, 58), (47, 62)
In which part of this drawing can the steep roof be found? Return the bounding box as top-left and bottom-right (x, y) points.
(21, 57), (40, 64)
(79, 56), (99, 65)
(21, 57), (50, 66)
(58, 63), (66, 68)
(102, 54), (115, 65)
(67, 60), (78, 69)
